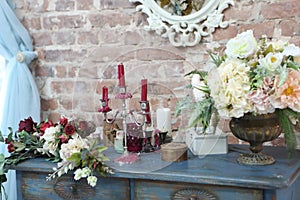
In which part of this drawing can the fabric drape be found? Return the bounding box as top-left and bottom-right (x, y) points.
(0, 0), (41, 199)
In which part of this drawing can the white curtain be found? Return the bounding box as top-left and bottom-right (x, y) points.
(0, 0), (41, 199)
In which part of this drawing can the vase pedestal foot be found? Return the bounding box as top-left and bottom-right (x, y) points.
(237, 152), (275, 166)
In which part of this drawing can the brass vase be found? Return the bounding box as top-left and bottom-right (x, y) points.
(229, 112), (282, 165)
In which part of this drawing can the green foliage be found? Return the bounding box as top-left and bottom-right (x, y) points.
(277, 109), (297, 157)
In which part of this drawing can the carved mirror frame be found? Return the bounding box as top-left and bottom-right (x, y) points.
(130, 0), (234, 47)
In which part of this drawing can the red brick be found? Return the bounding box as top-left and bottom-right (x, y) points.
(261, 1), (300, 19)
(213, 26), (238, 41)
(35, 65), (53, 77)
(280, 19), (300, 36)
(77, 0), (93, 10)
(44, 49), (87, 62)
(54, 0), (75, 11)
(51, 81), (74, 94)
(88, 11), (131, 28)
(53, 31), (76, 45)
(41, 98), (58, 111)
(43, 15), (86, 30)
(22, 16), (41, 30)
(78, 31), (99, 45)
(32, 32), (52, 46)
(240, 21), (275, 38)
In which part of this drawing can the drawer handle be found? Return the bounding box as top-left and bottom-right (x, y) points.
(54, 177), (95, 199)
(172, 188), (217, 200)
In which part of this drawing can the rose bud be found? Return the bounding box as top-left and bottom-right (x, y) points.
(59, 134), (69, 143)
(59, 117), (68, 127)
(64, 124), (76, 136)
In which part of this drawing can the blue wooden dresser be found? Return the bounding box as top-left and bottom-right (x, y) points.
(10, 144), (300, 199)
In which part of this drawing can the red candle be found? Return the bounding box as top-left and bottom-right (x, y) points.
(141, 79), (147, 101)
(102, 86), (108, 101)
(145, 104), (151, 124)
(118, 63), (125, 87)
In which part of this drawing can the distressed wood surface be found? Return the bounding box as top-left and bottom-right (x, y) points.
(10, 144), (300, 200)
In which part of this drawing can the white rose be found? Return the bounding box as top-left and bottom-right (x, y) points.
(225, 30), (258, 59)
(259, 52), (283, 72)
(282, 44), (300, 57)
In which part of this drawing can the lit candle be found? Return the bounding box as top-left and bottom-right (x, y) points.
(141, 79), (147, 101)
(118, 63), (125, 87)
(102, 86), (108, 101)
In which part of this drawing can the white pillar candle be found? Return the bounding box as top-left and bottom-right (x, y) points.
(156, 108), (171, 134)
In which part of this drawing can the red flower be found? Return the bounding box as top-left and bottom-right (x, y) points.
(59, 117), (68, 126)
(7, 143), (15, 153)
(59, 134), (69, 143)
(64, 124), (75, 136)
(39, 120), (55, 134)
(93, 162), (97, 169)
(18, 117), (36, 133)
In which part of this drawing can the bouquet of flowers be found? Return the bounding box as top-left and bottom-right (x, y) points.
(176, 30), (300, 153)
(0, 116), (113, 198)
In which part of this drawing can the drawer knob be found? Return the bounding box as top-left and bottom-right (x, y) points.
(172, 188), (217, 200)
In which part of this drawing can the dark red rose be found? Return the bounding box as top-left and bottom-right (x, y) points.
(64, 124), (75, 136)
(18, 117), (36, 133)
(59, 117), (68, 126)
(7, 143), (15, 153)
(59, 134), (69, 143)
(39, 120), (55, 134)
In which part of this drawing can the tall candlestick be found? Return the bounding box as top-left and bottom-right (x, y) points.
(118, 63), (125, 87)
(141, 79), (147, 101)
(145, 104), (151, 124)
(102, 86), (108, 101)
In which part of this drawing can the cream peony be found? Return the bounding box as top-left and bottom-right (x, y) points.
(208, 59), (253, 118)
(59, 134), (88, 161)
(225, 30), (258, 59)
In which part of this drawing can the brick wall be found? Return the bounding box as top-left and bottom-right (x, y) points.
(13, 0), (300, 145)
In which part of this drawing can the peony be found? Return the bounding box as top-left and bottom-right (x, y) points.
(247, 89), (275, 114)
(208, 59), (252, 118)
(259, 52), (283, 72)
(225, 30), (258, 59)
(59, 134), (88, 161)
(269, 69), (300, 112)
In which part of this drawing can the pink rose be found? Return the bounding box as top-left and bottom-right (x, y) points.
(59, 134), (69, 143)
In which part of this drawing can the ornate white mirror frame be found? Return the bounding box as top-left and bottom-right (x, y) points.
(129, 0), (234, 47)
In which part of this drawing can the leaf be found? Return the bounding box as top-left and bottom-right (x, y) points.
(278, 110), (296, 158)
(67, 153), (81, 166)
(96, 146), (107, 153)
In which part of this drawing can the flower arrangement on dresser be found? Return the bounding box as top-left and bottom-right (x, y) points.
(0, 116), (113, 198)
(176, 30), (300, 158)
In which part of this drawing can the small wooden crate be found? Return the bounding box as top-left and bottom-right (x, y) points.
(161, 143), (188, 162)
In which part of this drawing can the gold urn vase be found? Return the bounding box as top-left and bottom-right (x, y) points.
(229, 112), (282, 165)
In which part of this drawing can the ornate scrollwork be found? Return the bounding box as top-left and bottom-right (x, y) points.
(129, 0), (234, 47)
(54, 177), (96, 200)
(172, 188), (218, 200)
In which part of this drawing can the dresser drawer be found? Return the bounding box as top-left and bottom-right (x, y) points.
(134, 179), (263, 200)
(17, 171), (130, 200)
